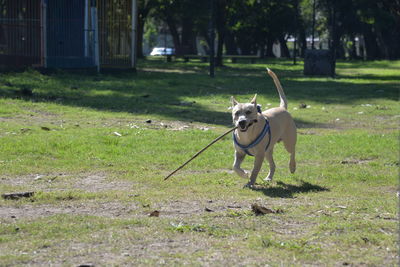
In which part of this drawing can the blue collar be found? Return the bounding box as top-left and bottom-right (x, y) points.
(233, 118), (271, 156)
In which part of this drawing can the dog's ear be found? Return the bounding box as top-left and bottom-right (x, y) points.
(250, 94), (257, 106)
(231, 96), (239, 106)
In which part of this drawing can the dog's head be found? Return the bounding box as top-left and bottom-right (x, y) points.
(231, 94), (258, 132)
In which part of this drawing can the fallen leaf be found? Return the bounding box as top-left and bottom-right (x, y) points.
(113, 132), (122, 137)
(204, 207), (214, 212)
(41, 126), (50, 131)
(251, 204), (277, 215)
(2, 192), (35, 200)
(149, 210), (160, 217)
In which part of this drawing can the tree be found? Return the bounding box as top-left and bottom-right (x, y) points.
(313, 0), (400, 59)
(152, 0), (208, 55)
(137, 0), (157, 58)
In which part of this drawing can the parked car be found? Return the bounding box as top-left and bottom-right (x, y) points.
(150, 47), (175, 56)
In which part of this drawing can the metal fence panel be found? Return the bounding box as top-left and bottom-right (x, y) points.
(0, 0), (42, 68)
(0, 0), (133, 70)
(97, 0), (132, 67)
(46, 0), (96, 68)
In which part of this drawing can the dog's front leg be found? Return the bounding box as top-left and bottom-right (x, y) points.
(233, 150), (249, 179)
(245, 153), (264, 188)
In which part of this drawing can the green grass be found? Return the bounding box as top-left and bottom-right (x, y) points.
(0, 58), (398, 266)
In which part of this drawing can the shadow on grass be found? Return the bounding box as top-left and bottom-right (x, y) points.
(0, 58), (398, 126)
(253, 180), (329, 198)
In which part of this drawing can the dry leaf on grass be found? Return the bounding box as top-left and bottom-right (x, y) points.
(251, 204), (283, 215)
(2, 192), (35, 200)
(149, 210), (160, 217)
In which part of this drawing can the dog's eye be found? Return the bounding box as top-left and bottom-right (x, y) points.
(245, 110), (252, 115)
(235, 111), (240, 117)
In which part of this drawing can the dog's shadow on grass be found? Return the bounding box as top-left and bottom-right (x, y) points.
(252, 180), (329, 198)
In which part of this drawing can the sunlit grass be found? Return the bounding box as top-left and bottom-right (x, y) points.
(0, 59), (398, 265)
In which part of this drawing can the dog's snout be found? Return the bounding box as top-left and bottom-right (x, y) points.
(238, 120), (247, 129)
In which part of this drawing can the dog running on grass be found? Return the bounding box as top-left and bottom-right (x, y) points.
(231, 68), (297, 188)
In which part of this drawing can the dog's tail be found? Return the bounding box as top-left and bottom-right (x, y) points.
(266, 68), (288, 110)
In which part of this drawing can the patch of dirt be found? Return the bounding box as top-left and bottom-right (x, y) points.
(15, 234), (261, 266)
(0, 194), (300, 223)
(135, 119), (215, 132)
(153, 199), (245, 219)
(0, 200), (139, 222)
(340, 158), (376, 164)
(0, 172), (134, 193)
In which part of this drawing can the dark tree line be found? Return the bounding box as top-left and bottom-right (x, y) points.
(136, 0), (400, 61)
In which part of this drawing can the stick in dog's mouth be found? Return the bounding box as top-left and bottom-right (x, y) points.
(238, 119), (258, 132)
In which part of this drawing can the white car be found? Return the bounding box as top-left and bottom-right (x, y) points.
(150, 47), (175, 56)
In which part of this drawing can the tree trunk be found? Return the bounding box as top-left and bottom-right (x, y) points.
(363, 25), (380, 59)
(136, 17), (145, 58)
(215, 0), (227, 66)
(137, 0), (154, 58)
(216, 33), (224, 66)
(265, 37), (275, 58)
(375, 27), (390, 59)
(224, 31), (237, 55)
(181, 17), (197, 54)
(259, 43), (266, 59)
(349, 35), (357, 59)
(298, 26), (307, 57)
(279, 36), (290, 58)
(165, 17), (182, 55)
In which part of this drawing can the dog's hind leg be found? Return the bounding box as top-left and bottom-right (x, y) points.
(233, 151), (249, 179)
(289, 151), (296, 173)
(264, 148), (276, 181)
(283, 137), (296, 174)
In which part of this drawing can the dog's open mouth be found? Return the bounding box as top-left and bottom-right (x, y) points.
(238, 120), (257, 132)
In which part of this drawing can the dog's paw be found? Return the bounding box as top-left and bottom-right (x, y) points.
(264, 176), (273, 182)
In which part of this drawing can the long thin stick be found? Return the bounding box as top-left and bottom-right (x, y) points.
(164, 126), (238, 180)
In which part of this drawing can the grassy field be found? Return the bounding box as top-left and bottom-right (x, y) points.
(0, 58), (398, 266)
